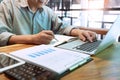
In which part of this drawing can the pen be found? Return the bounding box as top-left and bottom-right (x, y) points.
(41, 27), (58, 41)
(54, 37), (59, 42)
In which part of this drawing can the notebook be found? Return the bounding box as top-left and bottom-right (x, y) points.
(57, 15), (120, 55)
(49, 34), (78, 47)
(9, 45), (92, 79)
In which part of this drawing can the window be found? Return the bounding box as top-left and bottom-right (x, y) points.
(47, 0), (120, 29)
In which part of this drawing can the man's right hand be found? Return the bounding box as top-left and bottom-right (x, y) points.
(8, 30), (55, 45)
(31, 30), (54, 45)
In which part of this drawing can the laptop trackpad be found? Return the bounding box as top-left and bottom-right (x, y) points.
(57, 39), (85, 50)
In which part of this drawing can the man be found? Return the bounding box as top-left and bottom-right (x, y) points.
(0, 0), (96, 46)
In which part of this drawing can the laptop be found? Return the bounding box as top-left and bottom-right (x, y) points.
(57, 15), (120, 55)
(7, 45), (92, 80)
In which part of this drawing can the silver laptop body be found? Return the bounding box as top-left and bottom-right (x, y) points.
(57, 15), (120, 55)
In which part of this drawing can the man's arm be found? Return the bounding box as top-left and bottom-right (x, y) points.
(8, 30), (54, 45)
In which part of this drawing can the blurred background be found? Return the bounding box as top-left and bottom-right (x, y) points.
(47, 0), (120, 30)
(0, 0), (119, 30)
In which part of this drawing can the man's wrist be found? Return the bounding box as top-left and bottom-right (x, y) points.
(70, 28), (81, 37)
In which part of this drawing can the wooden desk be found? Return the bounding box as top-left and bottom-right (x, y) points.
(0, 43), (120, 80)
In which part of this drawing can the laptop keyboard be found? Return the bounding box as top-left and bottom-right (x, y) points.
(4, 62), (57, 80)
(73, 40), (101, 52)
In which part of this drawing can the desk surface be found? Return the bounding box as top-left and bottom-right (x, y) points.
(0, 43), (120, 80)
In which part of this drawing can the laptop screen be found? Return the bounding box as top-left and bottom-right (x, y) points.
(95, 15), (120, 54)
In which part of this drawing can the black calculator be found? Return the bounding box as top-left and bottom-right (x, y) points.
(4, 62), (58, 80)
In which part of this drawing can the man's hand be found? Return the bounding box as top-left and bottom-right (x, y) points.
(70, 29), (97, 42)
(8, 29), (96, 45)
(31, 30), (54, 44)
(8, 30), (55, 45)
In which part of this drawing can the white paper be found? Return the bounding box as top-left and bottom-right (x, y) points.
(49, 34), (78, 46)
(10, 45), (90, 74)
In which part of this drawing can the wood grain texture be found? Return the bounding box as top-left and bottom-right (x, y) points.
(0, 43), (120, 80)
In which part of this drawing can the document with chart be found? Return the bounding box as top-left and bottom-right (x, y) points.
(9, 45), (92, 75)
